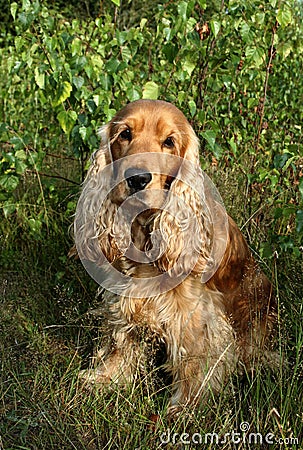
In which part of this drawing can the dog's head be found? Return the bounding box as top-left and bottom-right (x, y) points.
(97, 100), (200, 208)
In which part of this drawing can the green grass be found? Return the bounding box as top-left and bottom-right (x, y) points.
(0, 169), (302, 450)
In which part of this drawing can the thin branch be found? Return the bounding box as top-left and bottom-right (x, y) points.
(45, 152), (78, 161)
(27, 170), (81, 186)
(33, 24), (55, 73)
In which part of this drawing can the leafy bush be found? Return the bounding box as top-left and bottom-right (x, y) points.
(1, 0), (302, 258)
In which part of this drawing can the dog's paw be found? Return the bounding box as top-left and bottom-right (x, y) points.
(78, 368), (113, 388)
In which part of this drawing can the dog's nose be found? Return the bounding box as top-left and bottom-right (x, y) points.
(125, 168), (152, 192)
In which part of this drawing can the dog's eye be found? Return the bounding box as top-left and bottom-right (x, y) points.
(164, 176), (174, 189)
(119, 128), (132, 141)
(163, 137), (174, 148)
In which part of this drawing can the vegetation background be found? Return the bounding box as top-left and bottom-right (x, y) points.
(0, 0), (302, 448)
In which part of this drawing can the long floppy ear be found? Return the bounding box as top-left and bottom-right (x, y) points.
(183, 122), (200, 163)
(153, 163), (212, 277)
(153, 127), (211, 276)
(153, 125), (228, 280)
(74, 124), (119, 264)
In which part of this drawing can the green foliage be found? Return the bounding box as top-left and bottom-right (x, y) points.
(1, 0), (302, 257)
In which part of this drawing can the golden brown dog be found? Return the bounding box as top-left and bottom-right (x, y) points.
(74, 100), (276, 414)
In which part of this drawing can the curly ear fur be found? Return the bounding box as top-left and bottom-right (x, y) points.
(153, 125), (217, 277)
(153, 163), (213, 276)
(74, 124), (119, 264)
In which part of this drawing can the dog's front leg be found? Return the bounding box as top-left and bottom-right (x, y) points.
(79, 330), (144, 388)
(167, 347), (233, 415)
(165, 299), (237, 414)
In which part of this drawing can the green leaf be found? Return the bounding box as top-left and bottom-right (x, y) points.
(213, 143), (223, 159)
(273, 153), (292, 169)
(182, 60), (196, 76)
(0, 123), (8, 136)
(111, 0), (120, 6)
(126, 86), (141, 102)
(34, 67), (45, 89)
(255, 12), (265, 25)
(10, 136), (24, 150)
(260, 242), (273, 259)
(28, 218), (42, 234)
(15, 149), (27, 160)
(188, 100), (196, 117)
(142, 82), (159, 100)
(53, 81), (73, 107)
(14, 36), (24, 53)
(229, 136), (237, 155)
(282, 206), (296, 218)
(79, 126), (87, 141)
(197, 0), (206, 8)
(282, 155), (298, 172)
(72, 76), (85, 89)
(15, 159), (27, 175)
(105, 58), (120, 74)
(93, 94), (101, 107)
(186, 17), (196, 34)
(177, 2), (188, 21)
(201, 130), (216, 149)
(71, 38), (82, 56)
(277, 42), (293, 60)
(57, 110), (77, 135)
(247, 97), (258, 109)
(274, 207), (283, 219)
(163, 26), (172, 42)
(11, 2), (18, 20)
(3, 152), (15, 166)
(121, 47), (132, 62)
(210, 20), (221, 38)
(177, 91), (186, 105)
(18, 11), (30, 29)
(140, 18), (147, 30)
(245, 46), (265, 67)
(45, 36), (58, 53)
(3, 201), (16, 218)
(277, 7), (292, 28)
(22, 0), (31, 11)
(116, 30), (128, 45)
(240, 22), (252, 42)
(0, 174), (19, 191)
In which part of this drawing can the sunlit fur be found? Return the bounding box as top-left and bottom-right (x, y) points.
(75, 100), (276, 413)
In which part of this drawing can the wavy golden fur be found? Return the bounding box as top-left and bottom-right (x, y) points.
(74, 99), (276, 413)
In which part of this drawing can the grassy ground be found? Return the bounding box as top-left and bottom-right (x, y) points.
(0, 168), (302, 449)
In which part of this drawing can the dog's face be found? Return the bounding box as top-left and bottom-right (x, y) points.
(104, 100), (199, 208)
(75, 99), (229, 289)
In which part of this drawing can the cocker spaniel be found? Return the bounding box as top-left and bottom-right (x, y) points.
(74, 99), (276, 413)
